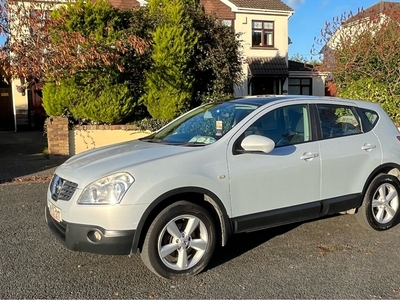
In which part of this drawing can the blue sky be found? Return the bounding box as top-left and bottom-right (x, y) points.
(283, 0), (397, 60)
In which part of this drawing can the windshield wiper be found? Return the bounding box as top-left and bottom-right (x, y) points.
(140, 138), (164, 143)
(180, 142), (208, 147)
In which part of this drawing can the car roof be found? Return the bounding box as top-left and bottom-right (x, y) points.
(230, 95), (373, 108)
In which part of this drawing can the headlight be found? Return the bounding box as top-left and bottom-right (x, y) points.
(78, 172), (134, 205)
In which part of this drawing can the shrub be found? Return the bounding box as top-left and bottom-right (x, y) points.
(339, 77), (400, 124)
(43, 70), (139, 124)
(141, 0), (199, 120)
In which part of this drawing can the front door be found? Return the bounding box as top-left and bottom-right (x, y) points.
(252, 77), (279, 95)
(226, 103), (321, 227)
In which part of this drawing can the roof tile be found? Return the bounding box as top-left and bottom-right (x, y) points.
(228, 0), (293, 11)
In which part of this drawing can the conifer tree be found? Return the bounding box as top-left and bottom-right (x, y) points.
(142, 0), (199, 120)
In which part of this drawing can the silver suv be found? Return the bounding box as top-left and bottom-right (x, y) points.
(46, 95), (400, 279)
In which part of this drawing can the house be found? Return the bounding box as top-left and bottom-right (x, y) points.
(200, 0), (293, 96)
(4, 0), (326, 131)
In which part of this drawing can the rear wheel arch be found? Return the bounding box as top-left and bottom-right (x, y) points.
(130, 187), (231, 254)
(361, 163), (400, 200)
(356, 173), (400, 230)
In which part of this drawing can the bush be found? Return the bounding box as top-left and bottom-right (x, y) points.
(43, 70), (140, 124)
(141, 0), (198, 121)
(339, 77), (400, 124)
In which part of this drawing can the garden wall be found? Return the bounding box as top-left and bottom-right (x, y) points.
(46, 116), (151, 157)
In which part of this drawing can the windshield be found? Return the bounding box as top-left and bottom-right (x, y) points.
(142, 102), (259, 145)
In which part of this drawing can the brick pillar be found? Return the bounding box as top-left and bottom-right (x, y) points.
(46, 116), (69, 157)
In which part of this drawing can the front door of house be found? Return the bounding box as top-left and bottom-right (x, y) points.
(0, 87), (14, 130)
(252, 77), (279, 95)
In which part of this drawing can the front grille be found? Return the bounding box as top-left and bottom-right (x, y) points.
(50, 175), (78, 201)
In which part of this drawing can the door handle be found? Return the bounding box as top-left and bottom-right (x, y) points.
(301, 152), (319, 161)
(361, 144), (376, 151)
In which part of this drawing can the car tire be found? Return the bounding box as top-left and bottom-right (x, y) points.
(356, 174), (400, 231)
(140, 201), (216, 279)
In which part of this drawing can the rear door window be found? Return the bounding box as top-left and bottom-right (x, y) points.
(317, 104), (362, 139)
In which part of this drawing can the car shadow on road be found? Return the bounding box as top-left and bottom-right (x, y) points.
(206, 222), (301, 271)
(206, 213), (345, 271)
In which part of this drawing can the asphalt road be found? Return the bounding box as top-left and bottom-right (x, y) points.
(1, 182), (400, 299)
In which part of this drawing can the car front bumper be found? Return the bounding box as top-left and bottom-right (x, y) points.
(45, 205), (136, 255)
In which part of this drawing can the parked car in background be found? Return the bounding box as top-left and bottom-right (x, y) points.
(46, 95), (400, 279)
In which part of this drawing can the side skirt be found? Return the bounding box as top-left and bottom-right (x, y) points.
(231, 193), (361, 234)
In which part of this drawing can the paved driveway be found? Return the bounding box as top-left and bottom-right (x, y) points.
(0, 131), (61, 182)
(1, 181), (400, 298)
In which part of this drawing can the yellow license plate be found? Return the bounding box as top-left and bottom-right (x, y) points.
(49, 202), (62, 223)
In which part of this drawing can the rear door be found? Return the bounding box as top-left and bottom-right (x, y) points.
(316, 103), (382, 204)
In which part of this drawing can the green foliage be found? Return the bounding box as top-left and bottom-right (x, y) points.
(141, 0), (199, 120)
(43, 0), (147, 124)
(42, 80), (74, 116)
(338, 78), (400, 123)
(44, 0), (242, 125)
(141, 0), (242, 120)
(43, 70), (139, 124)
(134, 118), (170, 132)
(190, 10), (243, 105)
(51, 0), (130, 44)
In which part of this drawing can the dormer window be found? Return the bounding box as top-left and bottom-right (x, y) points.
(252, 21), (274, 47)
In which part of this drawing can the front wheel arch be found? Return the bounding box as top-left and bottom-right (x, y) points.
(140, 200), (217, 279)
(130, 188), (231, 254)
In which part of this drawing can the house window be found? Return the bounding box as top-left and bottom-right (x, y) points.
(252, 21), (274, 47)
(222, 20), (233, 27)
(288, 78), (312, 95)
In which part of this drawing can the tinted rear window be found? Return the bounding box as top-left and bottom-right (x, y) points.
(358, 108), (379, 132)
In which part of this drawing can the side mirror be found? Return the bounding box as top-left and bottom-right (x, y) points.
(241, 135), (275, 153)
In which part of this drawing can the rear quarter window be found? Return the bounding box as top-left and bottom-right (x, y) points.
(358, 108), (379, 132)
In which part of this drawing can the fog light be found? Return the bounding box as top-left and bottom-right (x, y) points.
(94, 231), (102, 241)
(88, 230), (103, 242)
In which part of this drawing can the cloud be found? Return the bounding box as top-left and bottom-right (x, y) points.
(320, 0), (330, 8)
(283, 0), (305, 9)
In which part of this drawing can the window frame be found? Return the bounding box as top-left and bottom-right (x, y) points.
(236, 104), (313, 150)
(315, 104), (363, 140)
(251, 20), (274, 48)
(288, 78), (312, 95)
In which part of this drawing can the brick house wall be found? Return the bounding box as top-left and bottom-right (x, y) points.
(108, 0), (139, 9)
(108, 0), (235, 18)
(200, 0), (234, 19)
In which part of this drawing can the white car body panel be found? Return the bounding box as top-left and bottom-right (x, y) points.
(318, 132), (382, 199)
(227, 142), (321, 217)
